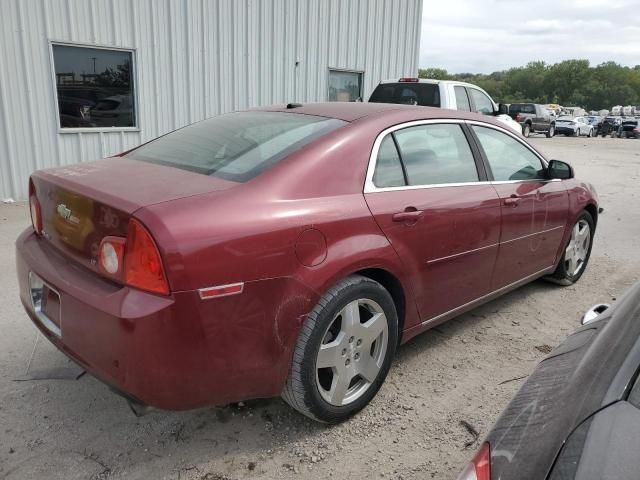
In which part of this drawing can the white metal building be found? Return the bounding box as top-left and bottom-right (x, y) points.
(0, 0), (423, 201)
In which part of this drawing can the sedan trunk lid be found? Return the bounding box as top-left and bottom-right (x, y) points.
(31, 157), (236, 274)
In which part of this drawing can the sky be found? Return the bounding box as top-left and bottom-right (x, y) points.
(419, 0), (640, 74)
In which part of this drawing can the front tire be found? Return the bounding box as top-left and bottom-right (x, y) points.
(546, 124), (555, 138)
(282, 275), (398, 423)
(547, 211), (595, 285)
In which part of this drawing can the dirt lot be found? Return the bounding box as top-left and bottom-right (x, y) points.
(1, 136), (639, 480)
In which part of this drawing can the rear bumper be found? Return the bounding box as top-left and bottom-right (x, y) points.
(16, 228), (313, 410)
(556, 126), (577, 135)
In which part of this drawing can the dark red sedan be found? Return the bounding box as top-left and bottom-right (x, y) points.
(18, 103), (599, 423)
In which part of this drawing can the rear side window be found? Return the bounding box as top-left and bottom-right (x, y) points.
(369, 83), (441, 107)
(468, 88), (495, 114)
(372, 137), (406, 188)
(454, 86), (471, 112)
(472, 126), (546, 181)
(127, 112), (346, 182)
(393, 124), (479, 186)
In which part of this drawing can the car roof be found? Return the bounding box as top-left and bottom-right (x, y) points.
(254, 102), (416, 122)
(377, 78), (480, 89)
(254, 102), (501, 124)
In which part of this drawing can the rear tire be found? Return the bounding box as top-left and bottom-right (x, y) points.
(546, 211), (595, 285)
(523, 123), (531, 137)
(282, 275), (398, 423)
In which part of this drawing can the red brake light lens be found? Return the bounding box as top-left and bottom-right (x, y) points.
(457, 442), (491, 480)
(399, 77), (419, 82)
(124, 218), (170, 295)
(29, 179), (43, 235)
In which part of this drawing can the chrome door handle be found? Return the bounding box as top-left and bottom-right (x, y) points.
(392, 210), (424, 223)
(504, 196), (520, 207)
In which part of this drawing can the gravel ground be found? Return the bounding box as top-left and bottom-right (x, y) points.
(1, 136), (639, 480)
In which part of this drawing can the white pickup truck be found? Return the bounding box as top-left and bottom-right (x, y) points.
(368, 78), (521, 134)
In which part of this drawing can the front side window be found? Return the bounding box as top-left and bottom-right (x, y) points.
(468, 88), (495, 115)
(393, 124), (479, 186)
(328, 70), (363, 102)
(52, 43), (136, 129)
(127, 112), (346, 183)
(472, 126), (546, 181)
(454, 86), (471, 112)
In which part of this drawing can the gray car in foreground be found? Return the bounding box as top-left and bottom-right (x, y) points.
(457, 280), (640, 480)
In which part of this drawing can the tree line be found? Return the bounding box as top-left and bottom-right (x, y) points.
(419, 60), (640, 111)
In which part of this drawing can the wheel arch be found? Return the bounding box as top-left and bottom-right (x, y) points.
(584, 203), (599, 228)
(355, 267), (406, 344)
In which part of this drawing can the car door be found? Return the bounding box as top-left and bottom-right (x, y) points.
(469, 124), (569, 289)
(364, 121), (502, 323)
(534, 105), (546, 132)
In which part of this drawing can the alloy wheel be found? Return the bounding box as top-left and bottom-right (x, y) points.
(315, 298), (389, 406)
(565, 219), (591, 276)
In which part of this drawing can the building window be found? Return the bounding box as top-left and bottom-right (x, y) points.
(51, 43), (136, 129)
(328, 69), (363, 102)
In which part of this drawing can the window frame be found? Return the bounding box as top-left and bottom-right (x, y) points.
(364, 119), (554, 193)
(327, 68), (364, 102)
(48, 40), (140, 133)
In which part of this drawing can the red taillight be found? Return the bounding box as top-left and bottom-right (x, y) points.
(457, 442), (491, 480)
(399, 77), (419, 82)
(124, 218), (170, 295)
(28, 179), (42, 235)
(516, 113), (522, 122)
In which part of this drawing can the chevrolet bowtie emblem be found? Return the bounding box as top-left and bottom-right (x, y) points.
(56, 203), (79, 224)
(57, 203), (72, 220)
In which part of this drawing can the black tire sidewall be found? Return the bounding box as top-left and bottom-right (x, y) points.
(553, 211), (595, 284)
(299, 278), (398, 423)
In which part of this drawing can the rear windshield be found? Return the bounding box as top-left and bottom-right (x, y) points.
(509, 104), (535, 114)
(369, 83), (440, 107)
(127, 111), (346, 182)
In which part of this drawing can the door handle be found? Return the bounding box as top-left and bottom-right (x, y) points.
(504, 195), (521, 207)
(392, 209), (424, 223)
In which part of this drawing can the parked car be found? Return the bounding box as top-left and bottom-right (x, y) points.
(457, 281), (640, 480)
(586, 115), (604, 135)
(368, 77), (522, 134)
(507, 103), (556, 138)
(555, 115), (595, 137)
(600, 116), (622, 137)
(616, 118), (639, 139)
(18, 103), (599, 423)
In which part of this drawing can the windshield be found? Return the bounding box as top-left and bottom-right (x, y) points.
(127, 112), (346, 182)
(369, 83), (440, 107)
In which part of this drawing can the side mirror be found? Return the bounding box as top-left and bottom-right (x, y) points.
(582, 304), (610, 325)
(497, 103), (508, 115)
(548, 159), (574, 179)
